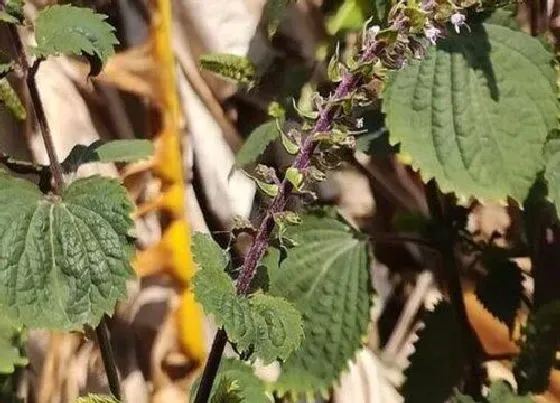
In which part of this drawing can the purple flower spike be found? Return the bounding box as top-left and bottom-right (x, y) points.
(422, 0), (436, 11)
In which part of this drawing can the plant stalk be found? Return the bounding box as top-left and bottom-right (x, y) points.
(96, 316), (122, 400)
(8, 26), (64, 194)
(236, 71), (359, 295)
(195, 46), (377, 402)
(8, 26), (121, 399)
(425, 180), (483, 399)
(193, 328), (228, 403)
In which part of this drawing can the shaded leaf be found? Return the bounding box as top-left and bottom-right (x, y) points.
(269, 213), (372, 398)
(475, 247), (523, 331)
(62, 139), (154, 173)
(384, 21), (558, 202)
(486, 381), (534, 402)
(192, 233), (303, 364)
(0, 174), (135, 329)
(402, 301), (465, 403)
(236, 120), (282, 167)
(452, 381), (534, 402)
(543, 131), (560, 213)
(199, 53), (256, 87)
(373, 0), (389, 25)
(263, 0), (292, 38)
(0, 63), (13, 77)
(514, 300), (560, 394)
(392, 211), (430, 233)
(0, 78), (26, 120)
(326, 0), (368, 34)
(191, 358), (271, 402)
(34, 5), (118, 76)
(0, 0), (23, 24)
(356, 127), (395, 156)
(0, 313), (26, 374)
(0, 152), (51, 193)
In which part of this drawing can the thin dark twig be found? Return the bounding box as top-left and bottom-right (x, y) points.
(96, 316), (121, 400)
(373, 232), (439, 252)
(425, 180), (484, 399)
(194, 329), (228, 403)
(482, 352), (518, 361)
(8, 26), (64, 194)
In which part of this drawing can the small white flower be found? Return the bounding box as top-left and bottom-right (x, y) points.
(424, 25), (441, 45)
(363, 24), (381, 49)
(451, 12), (467, 33)
(368, 24), (381, 37)
(356, 118), (364, 129)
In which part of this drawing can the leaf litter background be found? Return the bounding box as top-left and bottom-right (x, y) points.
(2, 0), (560, 402)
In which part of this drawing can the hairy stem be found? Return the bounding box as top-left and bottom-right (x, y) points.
(8, 26), (121, 398)
(236, 71), (359, 295)
(8, 26), (64, 194)
(195, 48), (376, 402)
(96, 316), (121, 400)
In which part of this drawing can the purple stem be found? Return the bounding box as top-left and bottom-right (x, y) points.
(236, 68), (364, 295)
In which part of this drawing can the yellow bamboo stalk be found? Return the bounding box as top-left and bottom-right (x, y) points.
(131, 0), (206, 367)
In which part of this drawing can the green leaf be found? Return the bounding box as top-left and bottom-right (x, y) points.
(236, 120), (282, 167)
(62, 140), (154, 173)
(192, 233), (303, 364)
(249, 294), (304, 363)
(199, 53), (256, 87)
(191, 358), (271, 403)
(486, 381), (534, 402)
(514, 300), (560, 394)
(76, 394), (120, 403)
(0, 0), (23, 24)
(34, 5), (118, 76)
(543, 131), (560, 213)
(255, 179), (279, 197)
(0, 78), (26, 120)
(451, 381), (535, 402)
(191, 233), (236, 314)
(372, 0), (389, 25)
(0, 313), (26, 374)
(384, 21), (558, 202)
(451, 393), (477, 403)
(192, 232), (229, 274)
(284, 167), (303, 190)
(0, 63), (13, 77)
(0, 174), (135, 329)
(207, 376), (244, 403)
(269, 212), (372, 398)
(402, 301), (465, 403)
(326, 0), (372, 35)
(280, 131), (299, 155)
(392, 211), (430, 233)
(263, 0), (292, 38)
(475, 247), (523, 331)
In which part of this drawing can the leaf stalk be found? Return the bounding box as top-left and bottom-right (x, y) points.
(8, 26), (64, 194)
